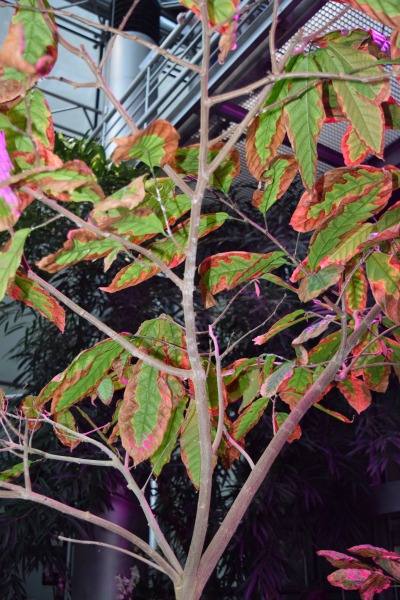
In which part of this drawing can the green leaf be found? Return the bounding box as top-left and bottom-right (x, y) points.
(366, 252), (400, 323)
(308, 330), (342, 364)
(151, 398), (186, 476)
(253, 310), (308, 345)
(283, 55), (325, 190)
(198, 250), (287, 308)
(54, 409), (80, 450)
(38, 336), (131, 412)
(26, 161), (104, 204)
(102, 212), (230, 293)
(335, 0), (400, 30)
(13, 0), (58, 69)
(342, 124), (370, 166)
(343, 265), (367, 314)
(172, 144), (240, 194)
(320, 223), (375, 268)
(0, 228), (30, 302)
(252, 155), (297, 214)
(118, 362), (173, 465)
(291, 166), (390, 233)
(133, 315), (189, 369)
(232, 396), (270, 441)
(36, 229), (123, 274)
(112, 120), (179, 168)
(308, 176), (392, 270)
(298, 265), (343, 301)
(278, 367), (313, 409)
(180, 399), (201, 489)
(314, 44), (387, 155)
(246, 78), (288, 179)
(97, 376), (114, 404)
(0, 89), (53, 155)
(0, 461), (33, 481)
(260, 361), (296, 397)
(7, 270), (65, 331)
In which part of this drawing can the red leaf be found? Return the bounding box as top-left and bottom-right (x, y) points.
(336, 376), (372, 414)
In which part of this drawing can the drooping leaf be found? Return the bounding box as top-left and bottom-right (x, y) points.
(298, 265), (344, 302)
(36, 229), (124, 274)
(342, 124), (370, 166)
(7, 270), (65, 331)
(366, 252), (400, 323)
(252, 155), (298, 214)
(97, 376), (114, 405)
(0, 0), (57, 110)
(253, 310), (308, 346)
(112, 120), (179, 168)
(198, 250), (287, 308)
(0, 228), (30, 302)
(223, 358), (264, 404)
(343, 265), (368, 314)
(246, 78), (288, 179)
(260, 361), (296, 397)
(283, 55), (325, 190)
(314, 43), (388, 155)
(118, 361), (172, 466)
(317, 550), (373, 570)
(20, 394), (42, 431)
(291, 166), (391, 233)
(232, 396), (270, 441)
(151, 397), (186, 476)
(308, 175), (392, 270)
(25, 160), (104, 204)
(38, 337), (131, 412)
(292, 318), (335, 346)
(102, 212), (229, 293)
(336, 375), (372, 413)
(0, 89), (54, 158)
(177, 0), (238, 30)
(54, 409), (80, 450)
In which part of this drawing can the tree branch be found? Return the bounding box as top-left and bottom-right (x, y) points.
(196, 304), (381, 596)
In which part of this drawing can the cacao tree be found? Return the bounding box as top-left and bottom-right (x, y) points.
(1, 0), (400, 599)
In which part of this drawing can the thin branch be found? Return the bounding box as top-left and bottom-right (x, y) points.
(28, 270), (190, 379)
(58, 536), (170, 575)
(40, 415), (183, 575)
(181, 2), (214, 594)
(196, 304), (381, 597)
(223, 426), (255, 470)
(220, 294), (287, 360)
(99, 0), (142, 70)
(269, 0), (280, 74)
(209, 70), (392, 106)
(1, 439), (114, 467)
(22, 423), (31, 492)
(209, 326), (224, 454)
(26, 189), (184, 289)
(0, 482), (178, 580)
